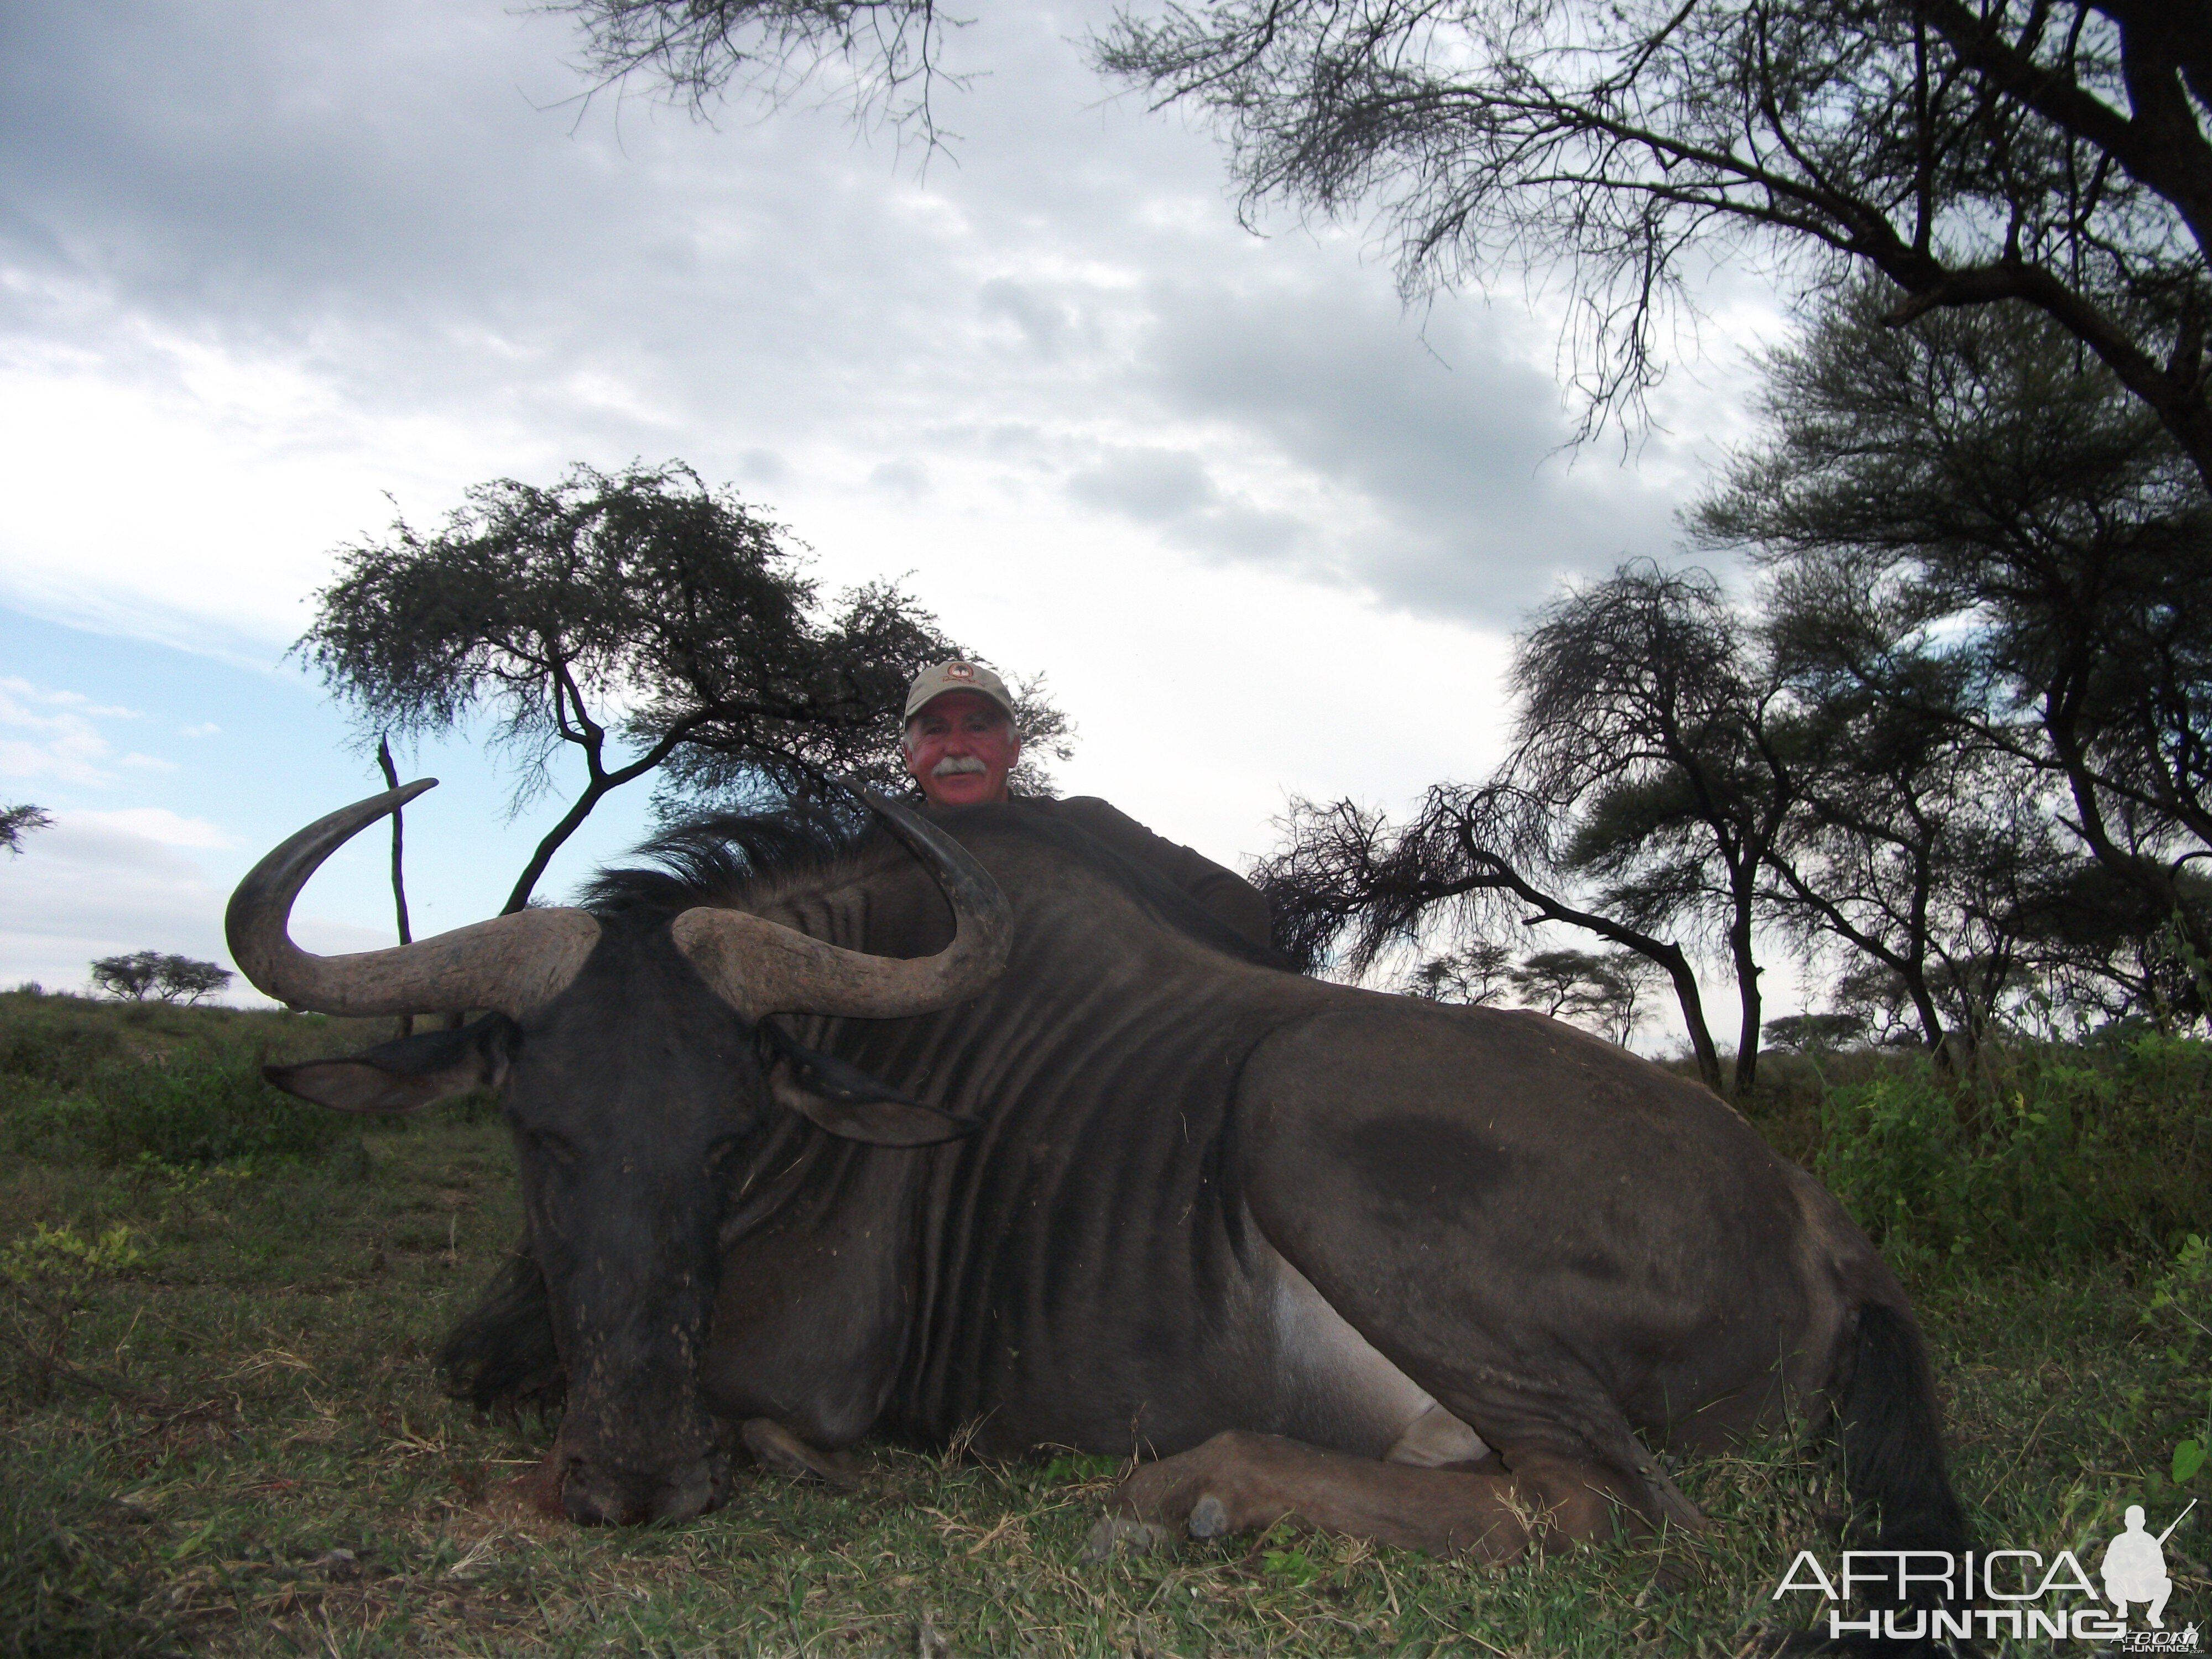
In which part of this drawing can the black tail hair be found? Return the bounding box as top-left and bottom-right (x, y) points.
(1841, 1302), (1968, 1556)
(1813, 1301), (1975, 1655)
(437, 1241), (565, 1415)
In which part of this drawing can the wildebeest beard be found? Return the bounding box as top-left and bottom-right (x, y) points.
(226, 785), (1006, 1526)
(932, 755), (987, 778)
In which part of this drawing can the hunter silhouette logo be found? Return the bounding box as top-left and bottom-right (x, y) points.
(2103, 1501), (2188, 1627)
(1771, 1496), (2197, 1646)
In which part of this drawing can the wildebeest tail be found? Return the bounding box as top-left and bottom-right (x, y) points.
(438, 1241), (565, 1414)
(1840, 1302), (1966, 1554)
(1824, 1300), (1974, 1654)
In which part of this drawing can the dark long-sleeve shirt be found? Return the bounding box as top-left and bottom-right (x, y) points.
(1007, 795), (1274, 954)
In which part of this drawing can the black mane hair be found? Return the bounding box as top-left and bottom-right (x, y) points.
(576, 807), (868, 918)
(580, 800), (1286, 968)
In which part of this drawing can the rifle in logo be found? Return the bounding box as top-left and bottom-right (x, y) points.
(2104, 1499), (2195, 1629)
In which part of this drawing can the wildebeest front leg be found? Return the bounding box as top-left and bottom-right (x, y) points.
(740, 1418), (860, 1490)
(1085, 1431), (1639, 1561)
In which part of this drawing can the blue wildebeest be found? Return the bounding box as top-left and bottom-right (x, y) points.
(230, 784), (1965, 1599)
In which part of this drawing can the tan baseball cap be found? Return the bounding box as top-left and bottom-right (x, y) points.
(904, 659), (1017, 723)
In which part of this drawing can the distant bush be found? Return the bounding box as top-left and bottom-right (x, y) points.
(0, 993), (462, 1172)
(1812, 1035), (2212, 1272)
(2145, 1234), (2211, 1489)
(2, 1047), (348, 1168)
(88, 951), (233, 1004)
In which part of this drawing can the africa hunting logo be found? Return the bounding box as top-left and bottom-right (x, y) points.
(1771, 1499), (2197, 1646)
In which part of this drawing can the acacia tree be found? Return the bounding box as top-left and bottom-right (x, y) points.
(1519, 564), (1792, 1089)
(1258, 782), (1729, 1090)
(1095, 1), (2212, 486)
(299, 462), (1062, 914)
(1, 804), (51, 855)
(88, 952), (160, 1000)
(1506, 948), (1660, 1045)
(1256, 563), (1786, 1093)
(1752, 554), (2027, 1052)
(1694, 286), (2212, 979)
(152, 956), (234, 1005)
(1399, 941), (1512, 1005)
(87, 952), (229, 1003)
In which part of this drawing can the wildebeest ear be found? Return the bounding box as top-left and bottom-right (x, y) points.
(265, 1016), (518, 1115)
(756, 1020), (979, 1147)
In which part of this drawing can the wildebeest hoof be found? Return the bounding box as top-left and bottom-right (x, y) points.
(1080, 1515), (1176, 1562)
(1187, 1494), (1230, 1538)
(740, 1418), (858, 1490)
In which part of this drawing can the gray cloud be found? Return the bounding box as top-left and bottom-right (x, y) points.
(1067, 447), (1215, 523)
(1131, 277), (1683, 617)
(869, 460), (930, 498)
(979, 278), (1073, 359)
(1065, 445), (1307, 562)
(2, 0), (1698, 640)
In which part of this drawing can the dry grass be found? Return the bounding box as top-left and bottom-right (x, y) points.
(3, 995), (2206, 1655)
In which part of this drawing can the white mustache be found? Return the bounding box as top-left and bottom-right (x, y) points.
(931, 755), (988, 778)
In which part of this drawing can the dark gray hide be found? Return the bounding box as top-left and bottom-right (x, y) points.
(278, 804), (1965, 1572)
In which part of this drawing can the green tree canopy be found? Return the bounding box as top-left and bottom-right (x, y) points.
(298, 461), (1066, 913)
(1694, 286), (2212, 977)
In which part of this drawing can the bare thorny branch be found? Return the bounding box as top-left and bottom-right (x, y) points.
(542, 1), (972, 155)
(1092, 0), (2212, 480)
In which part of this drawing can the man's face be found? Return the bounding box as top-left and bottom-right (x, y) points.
(904, 691), (1020, 807)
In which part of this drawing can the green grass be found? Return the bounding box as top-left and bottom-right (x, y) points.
(2, 992), (2208, 1655)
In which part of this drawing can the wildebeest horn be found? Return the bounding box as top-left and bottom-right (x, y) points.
(669, 790), (1011, 1021)
(225, 781), (602, 1017)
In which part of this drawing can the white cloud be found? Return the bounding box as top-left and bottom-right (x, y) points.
(0, 810), (379, 1000)
(0, 0), (1719, 657)
(70, 806), (234, 848)
(0, 675), (119, 785)
(0, 0), (1791, 980)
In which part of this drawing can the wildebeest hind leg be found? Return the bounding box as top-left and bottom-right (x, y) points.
(1234, 1015), (1720, 1540)
(1086, 1431), (1641, 1561)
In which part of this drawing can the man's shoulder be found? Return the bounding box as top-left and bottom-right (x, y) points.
(1011, 794), (1156, 841)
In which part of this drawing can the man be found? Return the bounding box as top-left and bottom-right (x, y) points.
(901, 659), (1275, 954)
(2101, 1504), (2176, 1627)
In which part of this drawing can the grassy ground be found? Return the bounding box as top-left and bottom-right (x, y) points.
(3, 992), (2208, 1656)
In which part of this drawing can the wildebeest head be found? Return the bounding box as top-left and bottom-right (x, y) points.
(226, 781), (1008, 1524)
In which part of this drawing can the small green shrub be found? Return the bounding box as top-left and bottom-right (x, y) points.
(2, 1050), (348, 1168)
(1, 1223), (145, 1402)
(1813, 1037), (2212, 1272)
(2146, 1234), (2211, 1488)
(0, 1019), (123, 1093)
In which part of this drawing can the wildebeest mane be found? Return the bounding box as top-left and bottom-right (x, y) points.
(576, 803), (1282, 968)
(576, 808), (868, 917)
(980, 808), (1285, 969)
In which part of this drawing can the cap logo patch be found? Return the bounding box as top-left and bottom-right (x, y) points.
(946, 662), (976, 680)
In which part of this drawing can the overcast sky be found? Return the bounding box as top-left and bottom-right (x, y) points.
(0, 0), (1787, 1017)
